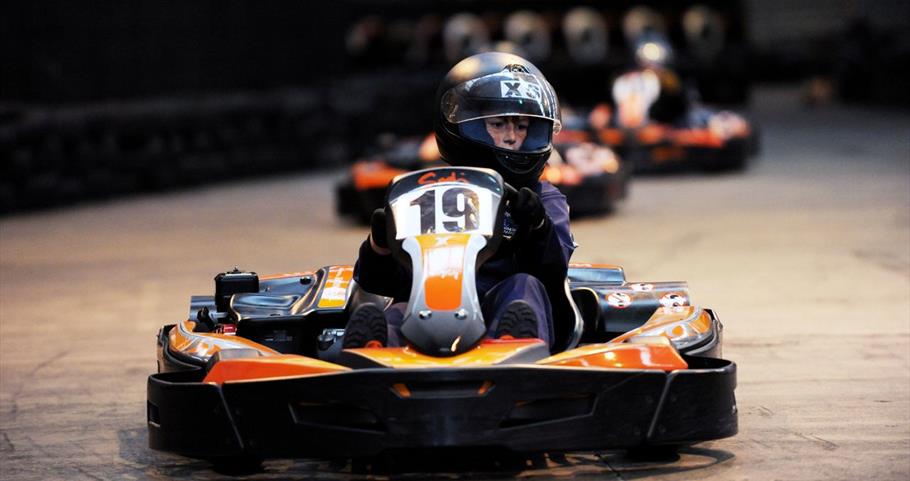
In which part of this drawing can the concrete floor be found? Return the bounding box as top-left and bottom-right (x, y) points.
(1, 88), (908, 480)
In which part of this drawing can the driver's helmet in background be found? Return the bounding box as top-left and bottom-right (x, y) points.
(632, 31), (675, 69)
(434, 51), (561, 188)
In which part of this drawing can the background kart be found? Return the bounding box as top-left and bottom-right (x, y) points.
(149, 167), (735, 463)
(592, 103), (760, 173)
(335, 132), (630, 223)
(586, 69), (760, 173)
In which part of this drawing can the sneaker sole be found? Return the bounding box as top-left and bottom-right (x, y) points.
(342, 305), (388, 349)
(496, 300), (539, 339)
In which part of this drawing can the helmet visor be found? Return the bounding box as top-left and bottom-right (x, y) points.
(441, 71), (561, 132)
(457, 116), (554, 152)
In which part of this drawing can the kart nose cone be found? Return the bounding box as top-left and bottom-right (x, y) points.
(401, 311), (486, 357)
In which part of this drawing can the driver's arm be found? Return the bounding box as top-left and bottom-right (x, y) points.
(353, 209), (412, 301)
(353, 239), (412, 301)
(514, 186), (575, 282)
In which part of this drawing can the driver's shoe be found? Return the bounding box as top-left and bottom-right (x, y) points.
(342, 304), (388, 349)
(495, 300), (539, 340)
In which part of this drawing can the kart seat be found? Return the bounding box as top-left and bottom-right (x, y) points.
(344, 280), (393, 316)
(549, 279), (585, 353)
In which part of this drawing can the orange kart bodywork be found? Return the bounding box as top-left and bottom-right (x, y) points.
(149, 263), (736, 460)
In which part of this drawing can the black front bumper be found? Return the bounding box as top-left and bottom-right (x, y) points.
(148, 357), (736, 459)
(622, 138), (750, 174)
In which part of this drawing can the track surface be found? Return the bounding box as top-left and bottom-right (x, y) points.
(2, 88), (908, 480)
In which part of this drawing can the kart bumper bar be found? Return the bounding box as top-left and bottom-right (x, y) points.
(147, 357), (736, 458)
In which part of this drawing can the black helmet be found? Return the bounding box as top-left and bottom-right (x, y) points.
(434, 52), (561, 188)
(632, 31), (675, 69)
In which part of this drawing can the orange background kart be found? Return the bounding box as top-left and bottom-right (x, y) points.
(335, 133), (631, 223)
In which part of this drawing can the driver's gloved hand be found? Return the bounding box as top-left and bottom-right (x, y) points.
(510, 187), (548, 231)
(370, 208), (390, 252)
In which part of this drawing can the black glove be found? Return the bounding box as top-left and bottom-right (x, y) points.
(509, 187), (548, 231)
(370, 208), (389, 249)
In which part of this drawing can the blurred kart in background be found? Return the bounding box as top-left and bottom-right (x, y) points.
(335, 128), (630, 223)
(589, 95), (759, 173)
(585, 34), (760, 174)
(335, 134), (436, 224)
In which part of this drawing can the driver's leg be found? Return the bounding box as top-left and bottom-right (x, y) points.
(384, 302), (408, 347)
(342, 302), (407, 348)
(482, 273), (554, 348)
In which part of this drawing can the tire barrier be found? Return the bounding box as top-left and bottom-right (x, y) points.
(683, 5), (727, 64)
(503, 11), (551, 64)
(563, 7), (609, 66)
(1, 1), (754, 214)
(342, 2), (751, 105)
(0, 90), (351, 214)
(622, 6), (667, 45)
(443, 13), (490, 65)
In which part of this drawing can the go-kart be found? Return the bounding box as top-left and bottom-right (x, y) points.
(589, 68), (759, 172)
(148, 166), (736, 462)
(335, 132), (630, 223)
(546, 113), (632, 215)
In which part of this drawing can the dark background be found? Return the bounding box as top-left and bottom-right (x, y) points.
(1, 0), (908, 214)
(1, 0), (750, 103)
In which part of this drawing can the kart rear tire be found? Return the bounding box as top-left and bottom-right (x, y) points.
(210, 455), (264, 475)
(625, 444), (680, 461)
(335, 181), (359, 219)
(702, 151), (747, 173)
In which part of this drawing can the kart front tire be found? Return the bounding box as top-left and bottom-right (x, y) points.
(210, 455), (264, 475)
(625, 444), (681, 461)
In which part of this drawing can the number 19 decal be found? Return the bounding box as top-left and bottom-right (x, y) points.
(409, 186), (481, 234)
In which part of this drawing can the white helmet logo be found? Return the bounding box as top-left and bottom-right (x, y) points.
(500, 80), (541, 100)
